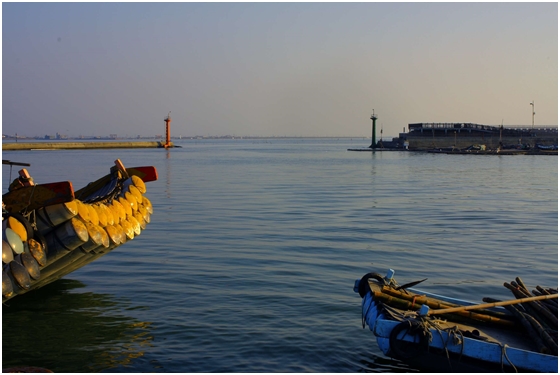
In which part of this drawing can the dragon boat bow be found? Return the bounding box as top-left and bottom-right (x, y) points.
(2, 159), (157, 303)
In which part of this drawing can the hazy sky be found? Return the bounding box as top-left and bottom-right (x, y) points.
(2, 2), (558, 138)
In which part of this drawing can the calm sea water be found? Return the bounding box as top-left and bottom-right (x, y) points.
(2, 138), (558, 372)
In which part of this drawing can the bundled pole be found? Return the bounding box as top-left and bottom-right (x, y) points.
(535, 286), (559, 311)
(381, 285), (515, 322)
(504, 279), (558, 330)
(373, 290), (516, 327)
(428, 294), (558, 316)
(483, 297), (554, 355)
(532, 289), (558, 315)
(490, 277), (559, 355)
(522, 310), (558, 355)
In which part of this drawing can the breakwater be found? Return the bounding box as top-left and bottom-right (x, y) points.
(2, 141), (173, 151)
(404, 133), (557, 150)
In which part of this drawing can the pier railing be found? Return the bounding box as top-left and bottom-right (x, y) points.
(409, 123), (558, 133)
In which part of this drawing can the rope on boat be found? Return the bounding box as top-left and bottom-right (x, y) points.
(21, 184), (38, 215)
(382, 297), (526, 372)
(385, 311), (471, 371)
(436, 324), (465, 370)
(366, 294), (466, 370)
(359, 270), (559, 373)
(388, 319), (431, 359)
(499, 344), (517, 373)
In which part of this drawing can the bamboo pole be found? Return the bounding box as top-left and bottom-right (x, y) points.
(485, 299), (551, 355)
(505, 282), (558, 328)
(381, 286), (514, 320)
(536, 286), (558, 307)
(522, 310), (558, 355)
(381, 286), (461, 309)
(429, 294), (558, 316)
(532, 292), (559, 314)
(537, 285), (554, 296)
(515, 277), (531, 296)
(372, 291), (515, 326)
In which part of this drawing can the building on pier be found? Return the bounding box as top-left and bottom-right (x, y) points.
(379, 122), (558, 150)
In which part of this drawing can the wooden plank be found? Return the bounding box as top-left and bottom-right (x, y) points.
(2, 160), (31, 166)
(2, 181), (74, 213)
(74, 165), (157, 201)
(126, 166), (158, 182)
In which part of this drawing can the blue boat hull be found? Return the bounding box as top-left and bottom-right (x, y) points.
(355, 271), (558, 373)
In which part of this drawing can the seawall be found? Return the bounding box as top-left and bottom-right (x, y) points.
(3, 141), (173, 151)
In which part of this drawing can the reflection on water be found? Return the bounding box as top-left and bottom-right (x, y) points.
(165, 148), (172, 199)
(2, 279), (154, 373)
(357, 353), (419, 373)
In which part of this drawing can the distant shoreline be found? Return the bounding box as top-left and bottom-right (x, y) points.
(2, 136), (374, 142)
(2, 137), (379, 151)
(2, 141), (171, 151)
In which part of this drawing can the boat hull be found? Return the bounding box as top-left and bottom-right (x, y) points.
(356, 272), (558, 373)
(2, 160), (158, 303)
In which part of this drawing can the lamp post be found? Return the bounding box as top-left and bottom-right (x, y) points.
(369, 109), (378, 149)
(530, 101), (535, 130)
(454, 131), (457, 151)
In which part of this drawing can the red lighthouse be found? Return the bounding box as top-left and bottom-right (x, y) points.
(164, 112), (172, 148)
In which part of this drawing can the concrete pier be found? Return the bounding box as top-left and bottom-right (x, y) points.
(3, 141), (174, 151)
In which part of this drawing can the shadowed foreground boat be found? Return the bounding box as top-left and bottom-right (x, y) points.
(2, 159), (158, 303)
(354, 269), (558, 373)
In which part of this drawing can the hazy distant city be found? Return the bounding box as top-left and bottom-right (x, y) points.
(1, 132), (367, 141)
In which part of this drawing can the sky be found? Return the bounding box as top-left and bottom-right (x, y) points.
(2, 2), (558, 138)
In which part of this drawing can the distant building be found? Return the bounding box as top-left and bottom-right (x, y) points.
(380, 123), (558, 150)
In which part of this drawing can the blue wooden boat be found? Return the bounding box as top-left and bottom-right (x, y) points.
(354, 269), (558, 372)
